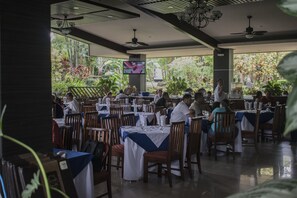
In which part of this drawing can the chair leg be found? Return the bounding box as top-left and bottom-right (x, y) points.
(116, 156), (120, 170)
(121, 156), (124, 178)
(179, 158), (184, 181)
(196, 152), (202, 174)
(107, 177), (112, 198)
(214, 142), (217, 160)
(167, 162), (172, 187)
(143, 157), (148, 183)
(157, 163), (162, 177)
(232, 141), (235, 160)
(187, 154), (193, 179)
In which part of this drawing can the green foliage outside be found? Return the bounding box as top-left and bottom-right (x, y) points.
(51, 33), (292, 97)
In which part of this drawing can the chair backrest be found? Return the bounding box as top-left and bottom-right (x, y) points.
(84, 111), (101, 142)
(83, 105), (96, 113)
(83, 128), (111, 173)
(121, 113), (136, 126)
(168, 121), (185, 160)
(272, 105), (281, 133)
(65, 113), (82, 149)
(101, 115), (121, 145)
(214, 112), (235, 139)
(109, 106), (123, 118)
(52, 119), (61, 146)
(60, 125), (73, 150)
(188, 117), (202, 155)
(279, 104), (286, 133)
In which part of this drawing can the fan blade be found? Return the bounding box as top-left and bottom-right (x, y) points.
(137, 42), (149, 46)
(253, 31), (267, 35)
(51, 16), (84, 21)
(66, 16), (84, 21)
(230, 32), (246, 35)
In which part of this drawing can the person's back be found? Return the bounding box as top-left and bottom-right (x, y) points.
(115, 90), (127, 100)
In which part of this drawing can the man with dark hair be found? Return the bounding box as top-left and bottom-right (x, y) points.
(170, 93), (192, 123)
(115, 89), (127, 100)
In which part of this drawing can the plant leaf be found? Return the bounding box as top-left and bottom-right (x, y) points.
(22, 170), (41, 198)
(0, 105), (7, 136)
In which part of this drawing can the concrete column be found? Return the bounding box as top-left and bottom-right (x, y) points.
(213, 48), (234, 94)
(0, 1), (52, 156)
(128, 54), (146, 93)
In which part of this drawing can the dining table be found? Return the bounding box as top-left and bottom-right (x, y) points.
(120, 125), (187, 181)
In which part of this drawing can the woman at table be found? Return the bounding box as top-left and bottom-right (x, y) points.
(208, 99), (232, 135)
(155, 92), (171, 108)
(189, 92), (211, 116)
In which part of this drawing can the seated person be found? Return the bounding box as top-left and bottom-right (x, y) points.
(184, 88), (193, 96)
(52, 95), (64, 118)
(208, 99), (232, 135)
(115, 90), (127, 100)
(205, 91), (213, 102)
(155, 92), (171, 108)
(254, 91), (263, 102)
(197, 88), (206, 96)
(102, 92), (112, 104)
(124, 85), (133, 96)
(261, 90), (275, 105)
(65, 92), (80, 114)
(154, 89), (163, 103)
(170, 93), (192, 123)
(189, 92), (211, 116)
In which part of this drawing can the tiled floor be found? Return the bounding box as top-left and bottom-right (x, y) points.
(94, 141), (297, 198)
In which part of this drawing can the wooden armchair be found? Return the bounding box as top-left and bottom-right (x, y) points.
(143, 121), (185, 187)
(86, 128), (112, 198)
(109, 106), (123, 118)
(208, 112), (236, 160)
(186, 117), (202, 178)
(101, 116), (124, 177)
(242, 109), (260, 149)
(65, 113), (82, 151)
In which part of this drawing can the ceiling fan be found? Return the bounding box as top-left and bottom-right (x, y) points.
(125, 29), (149, 47)
(51, 14), (84, 35)
(231, 15), (267, 39)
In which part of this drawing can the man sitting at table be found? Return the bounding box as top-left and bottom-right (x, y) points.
(170, 93), (192, 123)
(65, 92), (80, 114)
(154, 89), (162, 103)
(115, 90), (127, 100)
(190, 92), (211, 116)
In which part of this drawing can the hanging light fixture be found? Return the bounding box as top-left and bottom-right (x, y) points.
(178, 0), (222, 29)
(56, 16), (75, 35)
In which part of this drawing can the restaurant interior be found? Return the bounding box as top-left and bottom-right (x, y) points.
(1, 0), (297, 197)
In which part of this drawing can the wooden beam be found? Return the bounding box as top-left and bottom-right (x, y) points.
(53, 28), (130, 55)
(132, 6), (219, 50)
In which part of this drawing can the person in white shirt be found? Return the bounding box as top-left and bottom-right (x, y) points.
(65, 92), (80, 114)
(115, 90), (127, 100)
(154, 89), (163, 103)
(170, 94), (192, 123)
(214, 79), (226, 102)
(102, 92), (112, 104)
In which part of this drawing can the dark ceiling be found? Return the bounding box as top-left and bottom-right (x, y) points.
(50, 0), (297, 58)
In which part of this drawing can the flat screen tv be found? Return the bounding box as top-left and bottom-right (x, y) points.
(123, 61), (146, 74)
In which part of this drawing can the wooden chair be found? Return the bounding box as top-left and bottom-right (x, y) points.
(86, 128), (112, 198)
(241, 109), (260, 149)
(143, 121), (185, 187)
(186, 117), (202, 178)
(259, 105), (281, 143)
(60, 125), (73, 150)
(65, 113), (82, 151)
(101, 116), (124, 176)
(83, 111), (101, 143)
(109, 106), (123, 118)
(121, 113), (136, 126)
(208, 112), (236, 160)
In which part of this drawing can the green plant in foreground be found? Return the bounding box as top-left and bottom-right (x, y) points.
(0, 105), (69, 198)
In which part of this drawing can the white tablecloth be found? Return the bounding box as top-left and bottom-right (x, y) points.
(73, 162), (94, 198)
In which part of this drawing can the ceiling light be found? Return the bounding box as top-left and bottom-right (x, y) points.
(177, 0), (222, 29)
(245, 33), (254, 39)
(56, 19), (75, 35)
(168, 6), (174, 9)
